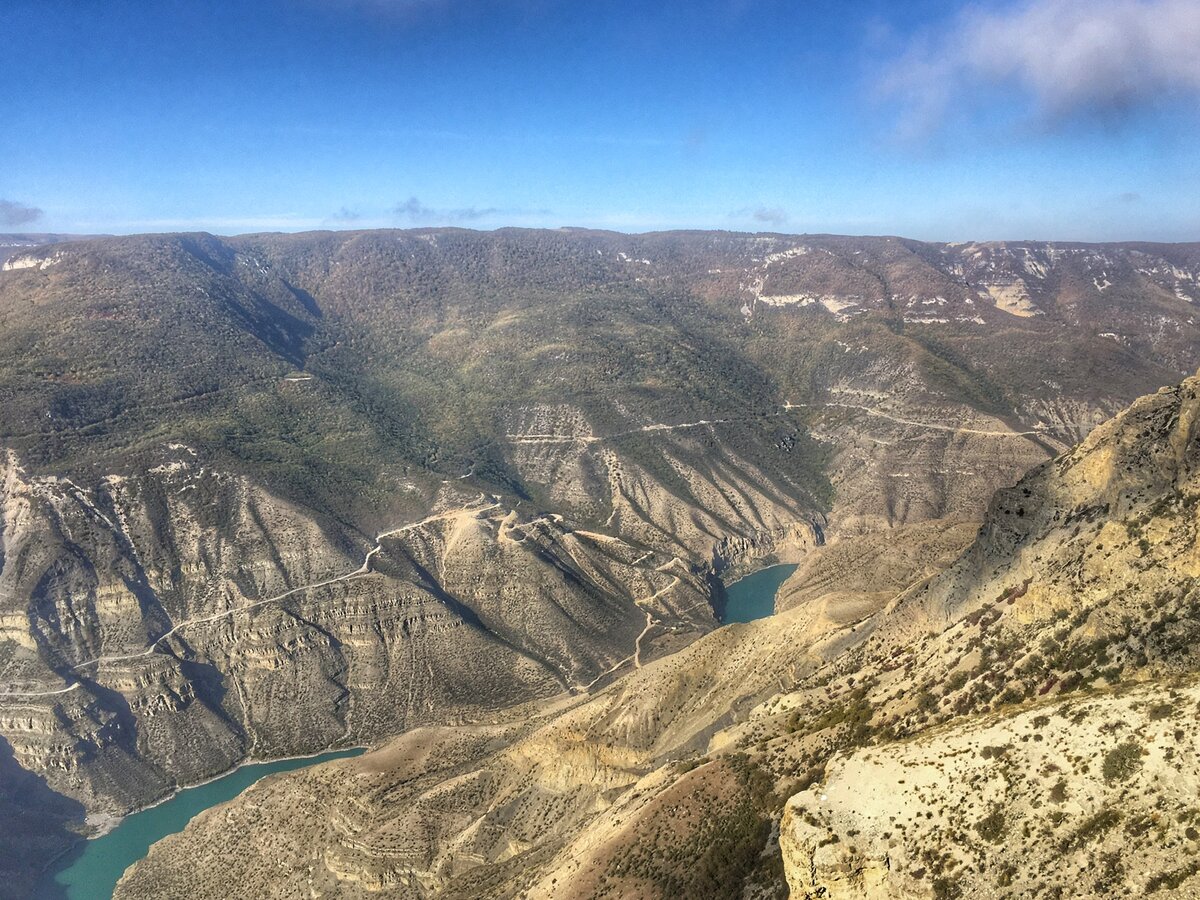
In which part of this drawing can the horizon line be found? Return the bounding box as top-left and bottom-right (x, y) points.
(4, 226), (1200, 247)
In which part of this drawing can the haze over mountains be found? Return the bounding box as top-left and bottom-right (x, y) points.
(3, 228), (1200, 897)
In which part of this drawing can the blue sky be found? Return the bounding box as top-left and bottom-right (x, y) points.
(2, 0), (1198, 240)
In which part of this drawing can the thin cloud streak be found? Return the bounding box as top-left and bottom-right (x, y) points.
(325, 207), (364, 224)
(731, 206), (789, 227)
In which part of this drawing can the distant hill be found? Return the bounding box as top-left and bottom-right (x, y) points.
(0, 233), (97, 266)
(1, 228), (1197, 522)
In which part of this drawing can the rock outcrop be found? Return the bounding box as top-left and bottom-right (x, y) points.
(781, 679), (1200, 899)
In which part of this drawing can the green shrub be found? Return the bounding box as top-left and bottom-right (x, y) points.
(1147, 861), (1200, 892)
(974, 804), (1007, 844)
(1061, 808), (1123, 852)
(1103, 741), (1144, 784)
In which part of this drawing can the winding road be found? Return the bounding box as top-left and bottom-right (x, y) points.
(2, 498), (502, 698)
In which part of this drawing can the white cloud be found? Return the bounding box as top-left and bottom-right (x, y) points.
(879, 0), (1200, 139)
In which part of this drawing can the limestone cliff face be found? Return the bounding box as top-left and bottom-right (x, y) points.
(501, 401), (826, 576)
(869, 375), (1200, 648)
(0, 448), (737, 820)
(781, 680), (1200, 899)
(0, 417), (829, 836)
(800, 356), (1056, 535)
(776, 373), (1200, 898)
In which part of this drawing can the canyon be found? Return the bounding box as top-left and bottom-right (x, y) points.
(2, 228), (1199, 896)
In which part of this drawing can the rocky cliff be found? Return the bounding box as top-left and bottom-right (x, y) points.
(778, 371), (1200, 898)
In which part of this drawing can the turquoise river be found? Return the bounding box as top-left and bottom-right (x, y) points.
(36, 748), (364, 900)
(721, 563), (798, 624)
(35, 565), (795, 898)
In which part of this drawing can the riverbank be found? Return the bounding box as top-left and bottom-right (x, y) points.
(36, 747), (367, 900)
